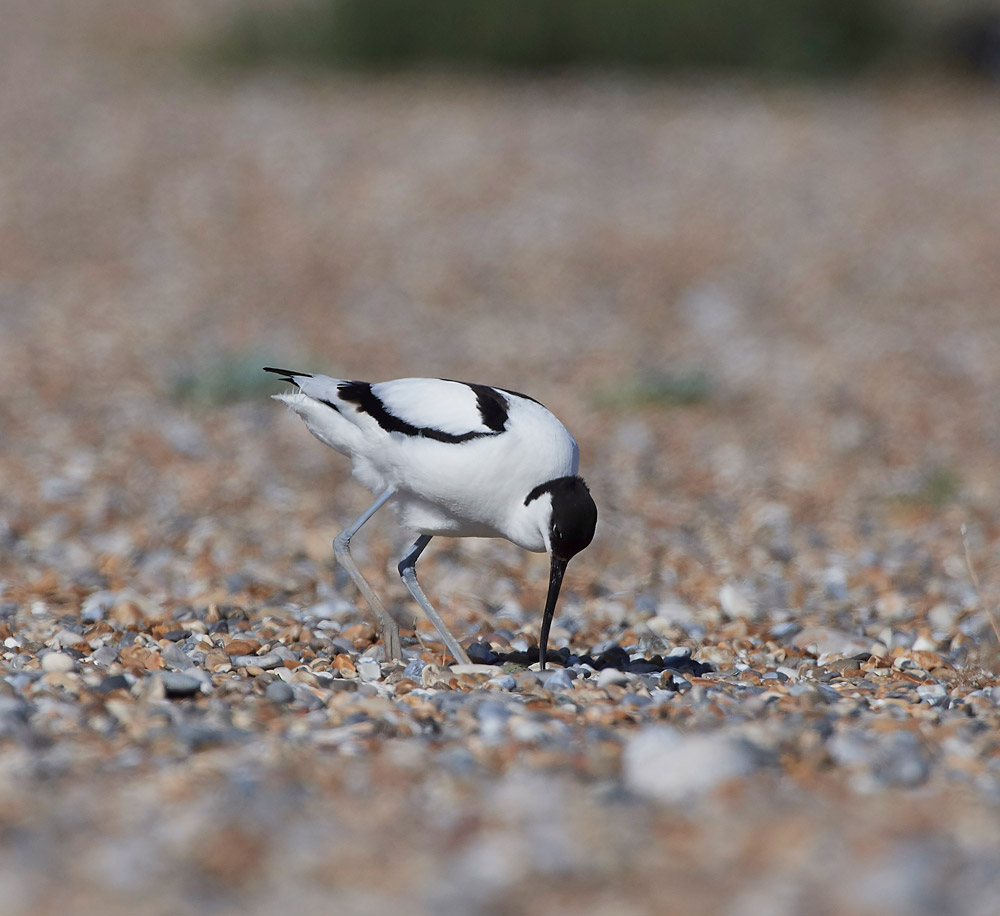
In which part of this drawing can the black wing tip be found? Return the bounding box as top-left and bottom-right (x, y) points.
(263, 366), (314, 386)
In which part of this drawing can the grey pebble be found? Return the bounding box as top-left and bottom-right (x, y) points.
(159, 672), (203, 698)
(357, 659), (382, 682)
(90, 645), (118, 667)
(917, 683), (948, 705)
(402, 659), (427, 680)
(487, 674), (517, 690)
(160, 643), (194, 671)
(270, 646), (300, 662)
(873, 731), (931, 788)
(540, 669), (574, 691)
(265, 681), (295, 703)
(231, 652), (283, 670)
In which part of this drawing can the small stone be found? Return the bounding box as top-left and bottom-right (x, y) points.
(231, 652), (282, 670)
(94, 674), (131, 694)
(826, 657), (862, 675)
(41, 652), (75, 674)
(225, 638), (262, 656)
(541, 669), (574, 691)
(422, 665), (455, 689)
(917, 683), (948, 705)
(450, 664), (501, 677)
(265, 681), (294, 703)
(332, 654), (358, 677)
(160, 672), (202, 698)
(91, 645), (118, 667)
(160, 643), (193, 671)
(342, 622), (376, 647)
(872, 731), (931, 788)
(357, 659), (382, 682)
(597, 668), (630, 689)
(487, 675), (517, 691)
(402, 659), (426, 680)
(623, 727), (758, 802)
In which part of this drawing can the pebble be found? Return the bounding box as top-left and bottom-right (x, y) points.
(41, 652), (75, 674)
(402, 659), (427, 680)
(487, 675), (517, 691)
(540, 669), (574, 691)
(357, 659), (382, 682)
(265, 681), (295, 703)
(159, 672), (203, 698)
(596, 668), (630, 689)
(231, 652), (283, 670)
(160, 643), (194, 670)
(624, 728), (759, 803)
(917, 684), (948, 705)
(95, 674), (130, 694)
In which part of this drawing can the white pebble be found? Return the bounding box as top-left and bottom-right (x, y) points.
(41, 652), (75, 674)
(596, 668), (630, 689)
(624, 727), (757, 802)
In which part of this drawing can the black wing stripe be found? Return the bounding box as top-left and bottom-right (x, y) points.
(338, 381), (501, 444)
(466, 383), (509, 432)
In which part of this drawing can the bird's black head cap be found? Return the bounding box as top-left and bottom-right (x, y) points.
(525, 475), (598, 561)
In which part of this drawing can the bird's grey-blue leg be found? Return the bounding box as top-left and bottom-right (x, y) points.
(333, 487), (402, 661)
(398, 535), (471, 665)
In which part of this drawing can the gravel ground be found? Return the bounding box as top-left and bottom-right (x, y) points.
(4, 2), (1000, 914)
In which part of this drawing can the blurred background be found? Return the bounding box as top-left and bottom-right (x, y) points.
(3, 0), (1000, 913)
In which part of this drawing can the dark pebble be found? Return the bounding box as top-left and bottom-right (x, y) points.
(478, 642), (714, 675)
(95, 674), (131, 694)
(467, 642), (496, 664)
(627, 661), (662, 675)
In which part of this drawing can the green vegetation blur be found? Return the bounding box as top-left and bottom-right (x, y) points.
(215, 0), (909, 75)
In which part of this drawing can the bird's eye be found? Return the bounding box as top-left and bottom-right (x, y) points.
(552, 525), (562, 539)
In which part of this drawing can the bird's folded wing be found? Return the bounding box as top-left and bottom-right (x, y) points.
(370, 378), (510, 437)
